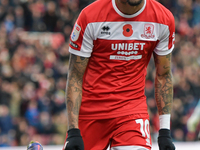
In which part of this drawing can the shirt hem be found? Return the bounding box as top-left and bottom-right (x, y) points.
(79, 110), (148, 120)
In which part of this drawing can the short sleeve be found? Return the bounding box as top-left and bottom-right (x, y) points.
(154, 15), (175, 56)
(69, 10), (94, 58)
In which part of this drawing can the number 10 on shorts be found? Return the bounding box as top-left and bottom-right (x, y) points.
(135, 119), (151, 146)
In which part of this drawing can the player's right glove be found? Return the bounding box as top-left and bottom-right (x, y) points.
(158, 129), (175, 150)
(64, 128), (84, 150)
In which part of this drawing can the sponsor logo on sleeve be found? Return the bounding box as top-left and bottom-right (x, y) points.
(70, 41), (78, 48)
(172, 32), (175, 45)
(71, 23), (81, 42)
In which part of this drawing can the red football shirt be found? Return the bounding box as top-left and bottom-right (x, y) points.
(69, 0), (175, 119)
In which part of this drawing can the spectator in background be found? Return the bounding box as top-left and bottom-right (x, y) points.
(30, 1), (46, 31)
(14, 6), (25, 28)
(4, 13), (14, 33)
(0, 105), (13, 134)
(25, 101), (40, 128)
(0, 81), (11, 106)
(37, 111), (56, 134)
(43, 1), (58, 32)
(192, 0), (200, 27)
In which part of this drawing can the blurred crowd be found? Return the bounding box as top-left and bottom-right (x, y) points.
(0, 0), (200, 147)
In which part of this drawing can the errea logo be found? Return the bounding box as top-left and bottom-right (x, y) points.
(101, 26), (111, 35)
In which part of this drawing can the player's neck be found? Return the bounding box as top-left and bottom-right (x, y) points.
(115, 0), (145, 15)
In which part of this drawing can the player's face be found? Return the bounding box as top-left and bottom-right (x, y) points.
(126, 0), (143, 6)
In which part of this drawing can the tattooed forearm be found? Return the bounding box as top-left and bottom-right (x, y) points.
(66, 54), (89, 129)
(154, 53), (173, 115)
(155, 71), (173, 114)
(166, 53), (171, 61)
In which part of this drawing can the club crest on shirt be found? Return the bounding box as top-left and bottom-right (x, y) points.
(141, 24), (155, 39)
(71, 23), (81, 42)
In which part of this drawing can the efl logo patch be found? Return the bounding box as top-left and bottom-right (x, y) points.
(141, 24), (155, 39)
(71, 23), (81, 42)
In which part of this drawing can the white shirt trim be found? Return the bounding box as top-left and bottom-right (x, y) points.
(154, 44), (174, 56)
(69, 47), (91, 58)
(112, 0), (146, 18)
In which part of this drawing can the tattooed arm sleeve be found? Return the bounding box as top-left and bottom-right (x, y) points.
(153, 52), (173, 115)
(65, 53), (89, 130)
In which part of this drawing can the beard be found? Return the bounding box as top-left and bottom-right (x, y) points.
(126, 0), (143, 6)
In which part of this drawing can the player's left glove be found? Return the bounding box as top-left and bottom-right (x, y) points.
(64, 128), (84, 150)
(158, 129), (175, 150)
(27, 141), (43, 150)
